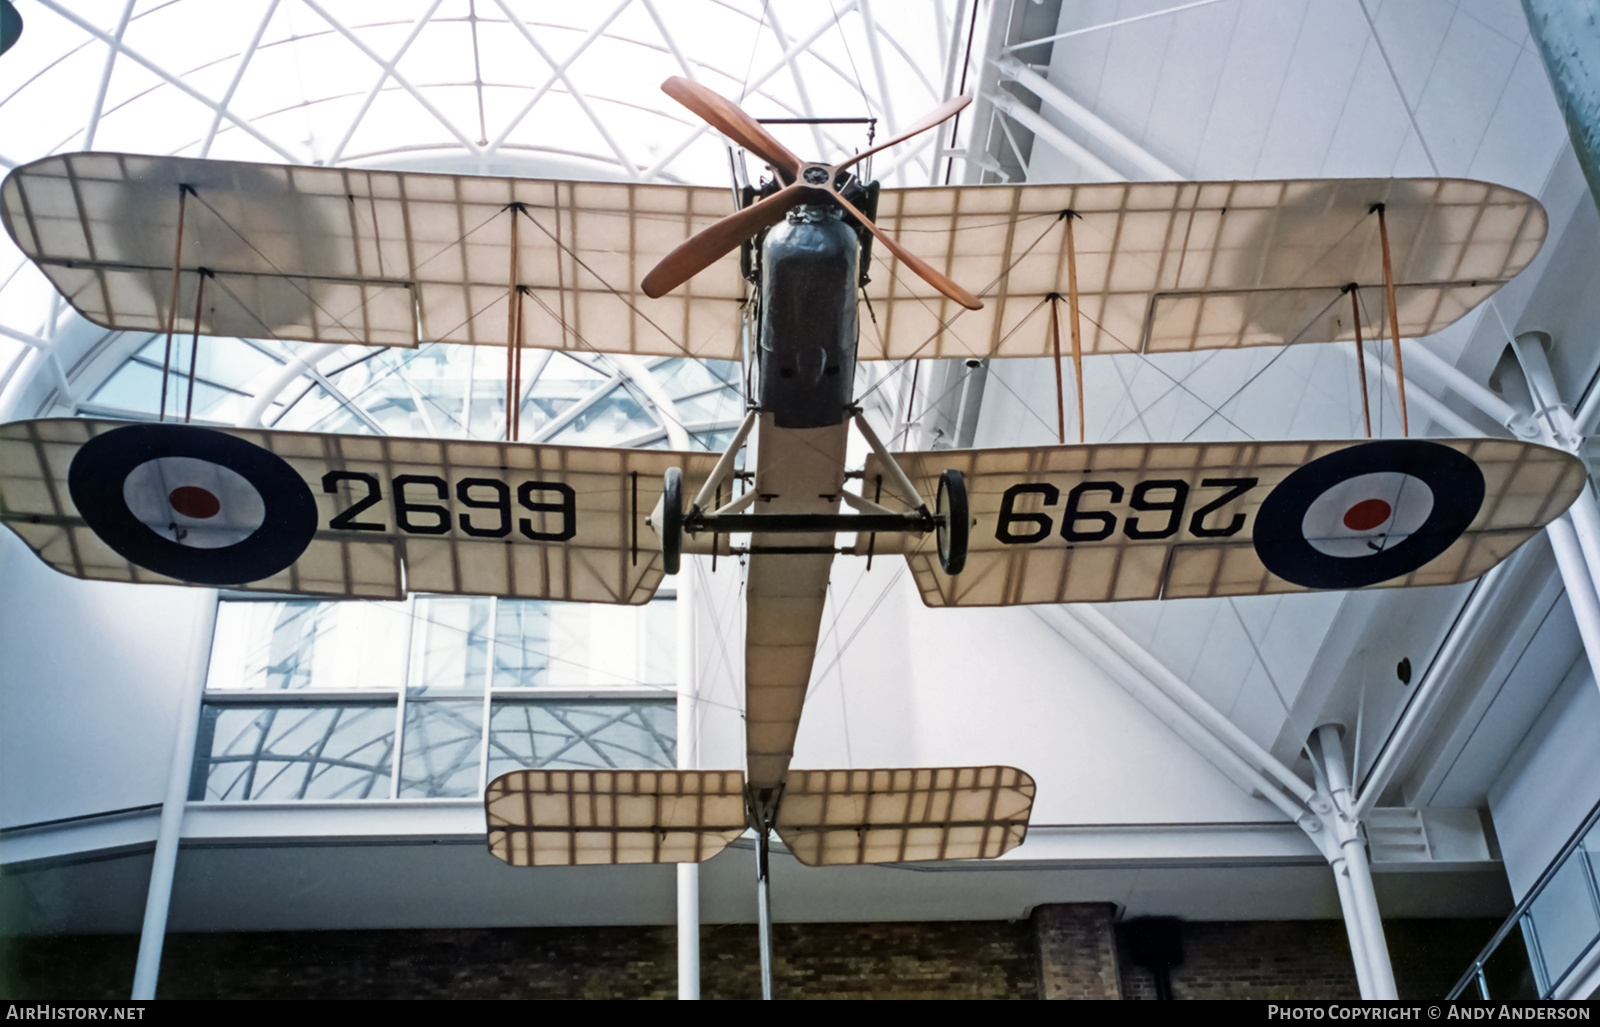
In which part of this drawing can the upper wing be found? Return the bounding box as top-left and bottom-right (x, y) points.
(860, 178), (1546, 360)
(2, 152), (745, 359)
(865, 437), (1583, 606)
(0, 418), (721, 603)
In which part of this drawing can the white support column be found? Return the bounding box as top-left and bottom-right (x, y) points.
(1327, 850), (1375, 997)
(994, 56), (1180, 180)
(1339, 343), (1482, 437)
(676, 566), (701, 1000)
(1547, 516), (1600, 681)
(1308, 725), (1398, 1000)
(131, 593), (219, 1000)
(1509, 333), (1600, 688)
(985, 90), (1121, 182)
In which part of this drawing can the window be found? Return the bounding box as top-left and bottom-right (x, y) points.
(192, 594), (677, 801)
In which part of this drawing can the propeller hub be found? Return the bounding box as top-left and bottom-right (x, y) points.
(802, 165), (830, 186)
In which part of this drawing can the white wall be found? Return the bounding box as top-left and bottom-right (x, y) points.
(0, 529), (213, 828)
(1487, 651), (1600, 898)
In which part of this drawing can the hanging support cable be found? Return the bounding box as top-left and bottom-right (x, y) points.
(1345, 284), (1372, 438)
(158, 184), (195, 422)
(1373, 203), (1409, 436)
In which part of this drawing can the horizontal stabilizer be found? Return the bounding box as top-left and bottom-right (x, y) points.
(865, 437), (1584, 606)
(774, 766), (1035, 866)
(485, 769), (748, 866)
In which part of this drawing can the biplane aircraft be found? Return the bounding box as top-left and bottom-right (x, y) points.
(0, 79), (1586, 909)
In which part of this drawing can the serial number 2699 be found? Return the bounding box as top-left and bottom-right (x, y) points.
(995, 477), (1258, 544)
(321, 471), (576, 541)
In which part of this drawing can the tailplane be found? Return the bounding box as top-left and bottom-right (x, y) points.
(774, 766), (1035, 866)
(485, 769), (747, 866)
(483, 764), (1036, 867)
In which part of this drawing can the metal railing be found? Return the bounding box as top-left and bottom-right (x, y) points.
(1451, 794), (1600, 999)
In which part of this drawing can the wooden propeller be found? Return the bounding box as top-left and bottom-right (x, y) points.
(642, 79), (981, 310)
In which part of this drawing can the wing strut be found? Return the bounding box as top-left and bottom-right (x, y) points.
(1348, 285), (1373, 437)
(505, 202), (523, 442)
(1375, 203), (1410, 436)
(182, 270), (210, 423)
(1064, 212), (1086, 445)
(158, 184), (193, 423)
(1045, 212), (1087, 445)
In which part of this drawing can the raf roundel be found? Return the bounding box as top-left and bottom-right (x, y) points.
(67, 424), (319, 586)
(1252, 440), (1485, 590)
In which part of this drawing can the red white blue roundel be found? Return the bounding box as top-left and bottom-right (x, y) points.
(67, 424), (317, 585)
(1253, 440), (1484, 590)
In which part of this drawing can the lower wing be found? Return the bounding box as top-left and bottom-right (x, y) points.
(0, 418), (720, 604)
(865, 437), (1585, 606)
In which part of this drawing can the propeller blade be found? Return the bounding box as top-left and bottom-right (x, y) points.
(661, 77), (804, 183)
(641, 182), (807, 299)
(833, 190), (983, 310)
(832, 95), (971, 177)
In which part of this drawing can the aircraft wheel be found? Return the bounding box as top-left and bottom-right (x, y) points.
(661, 467), (684, 575)
(936, 469), (968, 576)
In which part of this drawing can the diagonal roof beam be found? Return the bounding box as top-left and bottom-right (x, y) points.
(1002, 0), (1233, 52)
(33, 0), (300, 161)
(299, 0), (482, 158)
(489, 0), (641, 179)
(200, 0), (284, 157)
(996, 55), (1180, 180)
(642, 0), (859, 181)
(81, 0), (135, 150)
(325, 0), (445, 166)
(640, 0), (693, 77)
(764, 7), (827, 158)
(485, 0), (634, 157)
(855, 0), (901, 182)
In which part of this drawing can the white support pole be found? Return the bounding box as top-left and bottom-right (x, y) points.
(1339, 344), (1482, 437)
(131, 592), (219, 1000)
(1312, 725), (1398, 1000)
(1547, 516), (1600, 684)
(1510, 334), (1600, 580)
(1034, 608), (1313, 822)
(1576, 376), (1600, 438)
(1067, 606), (1319, 807)
(1328, 849), (1375, 998)
(985, 90), (1122, 182)
(676, 564), (701, 999)
(1399, 338), (1524, 430)
(994, 56), (1181, 180)
(1508, 333), (1600, 690)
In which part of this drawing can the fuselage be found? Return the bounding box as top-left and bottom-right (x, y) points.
(742, 205), (860, 813)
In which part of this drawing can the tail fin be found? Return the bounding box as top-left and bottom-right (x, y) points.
(774, 766), (1034, 866)
(485, 769), (747, 866)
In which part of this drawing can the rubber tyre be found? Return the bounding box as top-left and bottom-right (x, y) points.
(661, 467), (684, 575)
(936, 469), (969, 576)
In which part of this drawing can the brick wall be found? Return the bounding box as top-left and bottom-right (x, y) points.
(1, 921), (1038, 1000)
(1033, 903), (1121, 999)
(1114, 918), (1503, 1000)
(0, 914), (1500, 1000)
